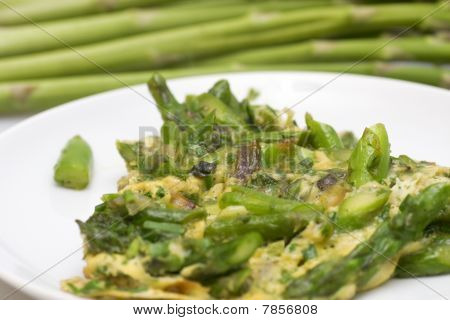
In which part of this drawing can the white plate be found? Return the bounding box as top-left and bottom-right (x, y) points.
(0, 72), (449, 300)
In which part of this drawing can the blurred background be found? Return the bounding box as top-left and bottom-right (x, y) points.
(0, 0), (448, 119)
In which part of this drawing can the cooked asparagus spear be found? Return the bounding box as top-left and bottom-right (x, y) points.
(337, 184), (390, 230)
(147, 73), (185, 122)
(396, 232), (450, 278)
(145, 238), (212, 275)
(284, 182), (450, 299)
(146, 232), (262, 278)
(198, 93), (247, 128)
(205, 211), (312, 242)
(209, 186), (327, 241)
(182, 232), (263, 280)
(135, 207), (206, 224)
(209, 268), (252, 299)
(208, 79), (244, 118)
(305, 113), (343, 149)
(219, 185), (321, 216)
(99, 191), (205, 222)
(54, 135), (92, 190)
(348, 123), (390, 187)
(116, 140), (141, 170)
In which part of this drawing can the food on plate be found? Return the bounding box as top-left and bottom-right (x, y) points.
(54, 135), (92, 190)
(63, 74), (450, 299)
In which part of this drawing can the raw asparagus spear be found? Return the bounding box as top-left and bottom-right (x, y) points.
(54, 135), (92, 190)
(0, 6), (246, 57)
(1, 63), (448, 115)
(348, 123), (390, 187)
(170, 0), (333, 11)
(0, 16), (341, 81)
(284, 182), (450, 299)
(0, 0), (172, 26)
(0, 1), (337, 57)
(206, 36), (450, 65)
(0, 3), (440, 81)
(305, 113), (343, 149)
(396, 233), (450, 278)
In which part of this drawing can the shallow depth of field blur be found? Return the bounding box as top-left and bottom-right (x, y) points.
(0, 0), (449, 116)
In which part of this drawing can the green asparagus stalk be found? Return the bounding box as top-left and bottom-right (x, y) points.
(116, 140), (140, 170)
(99, 190), (206, 221)
(208, 79), (245, 119)
(0, 13), (344, 81)
(208, 186), (327, 241)
(236, 130), (308, 144)
(348, 123), (390, 187)
(182, 232), (263, 280)
(138, 207), (206, 224)
(54, 135), (93, 190)
(144, 238), (212, 276)
(144, 232), (262, 278)
(305, 113), (343, 149)
(0, 7), (244, 58)
(206, 36), (450, 65)
(0, 1), (330, 58)
(206, 210), (316, 242)
(0, 63), (448, 115)
(209, 268), (252, 299)
(337, 184), (391, 230)
(0, 0), (33, 6)
(172, 0), (333, 11)
(396, 232), (450, 278)
(284, 182), (450, 299)
(146, 72), (185, 122)
(142, 220), (185, 240)
(0, 0), (175, 26)
(219, 185), (321, 216)
(197, 93), (247, 128)
(0, 3), (440, 82)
